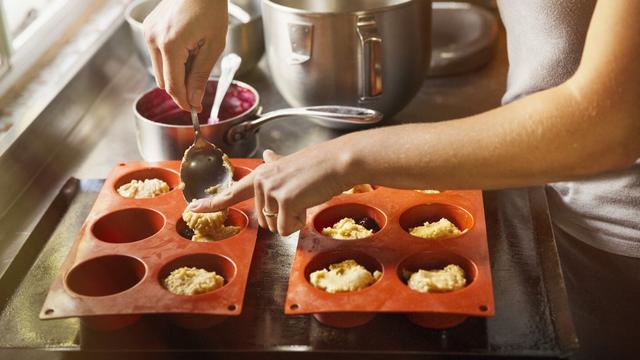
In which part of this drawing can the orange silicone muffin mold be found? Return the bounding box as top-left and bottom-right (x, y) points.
(285, 188), (495, 329)
(40, 159), (262, 330)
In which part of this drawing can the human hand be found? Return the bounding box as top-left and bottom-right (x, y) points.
(187, 142), (358, 236)
(143, 0), (228, 112)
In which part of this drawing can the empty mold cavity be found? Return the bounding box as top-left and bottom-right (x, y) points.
(92, 208), (165, 243)
(158, 253), (237, 293)
(232, 166), (252, 181)
(397, 251), (477, 291)
(113, 167), (180, 194)
(176, 208), (248, 241)
(65, 255), (146, 297)
(313, 203), (386, 238)
(399, 203), (474, 238)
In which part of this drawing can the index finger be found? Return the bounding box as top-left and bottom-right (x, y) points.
(187, 171), (255, 212)
(160, 44), (190, 111)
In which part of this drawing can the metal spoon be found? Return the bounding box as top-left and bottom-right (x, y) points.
(180, 54), (242, 202)
(180, 107), (233, 202)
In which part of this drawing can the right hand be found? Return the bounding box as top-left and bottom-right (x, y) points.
(143, 0), (228, 112)
(187, 142), (360, 236)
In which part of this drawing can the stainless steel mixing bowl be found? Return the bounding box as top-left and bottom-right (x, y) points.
(125, 0), (264, 76)
(262, 0), (431, 126)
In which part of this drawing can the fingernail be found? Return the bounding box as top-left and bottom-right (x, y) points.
(189, 88), (203, 108)
(186, 200), (199, 211)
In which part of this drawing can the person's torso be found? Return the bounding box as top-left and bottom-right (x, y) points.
(497, 0), (640, 257)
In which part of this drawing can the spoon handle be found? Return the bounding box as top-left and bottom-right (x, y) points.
(208, 53), (242, 124)
(190, 106), (201, 135)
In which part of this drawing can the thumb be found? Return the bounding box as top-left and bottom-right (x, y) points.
(263, 149), (282, 163)
(187, 42), (221, 112)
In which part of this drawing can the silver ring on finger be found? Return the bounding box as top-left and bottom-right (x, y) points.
(262, 208), (279, 217)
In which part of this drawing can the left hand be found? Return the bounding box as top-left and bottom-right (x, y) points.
(187, 143), (356, 235)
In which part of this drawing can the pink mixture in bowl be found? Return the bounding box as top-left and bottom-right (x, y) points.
(136, 80), (258, 126)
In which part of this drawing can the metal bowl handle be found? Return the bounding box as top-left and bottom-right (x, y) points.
(356, 15), (383, 100)
(226, 106), (383, 144)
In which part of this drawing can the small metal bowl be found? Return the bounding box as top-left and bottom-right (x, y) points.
(135, 79), (383, 161)
(134, 79), (261, 161)
(125, 0), (264, 76)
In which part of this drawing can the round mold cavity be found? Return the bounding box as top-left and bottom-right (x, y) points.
(82, 314), (142, 331)
(232, 166), (252, 181)
(158, 253), (237, 295)
(399, 251), (477, 329)
(399, 203), (474, 239)
(304, 250), (383, 283)
(303, 250), (383, 328)
(176, 208), (248, 241)
(92, 208), (165, 244)
(65, 255), (146, 297)
(313, 203), (386, 239)
(397, 251), (478, 292)
(113, 167), (180, 197)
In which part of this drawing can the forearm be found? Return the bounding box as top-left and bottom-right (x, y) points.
(342, 81), (638, 191)
(340, 0), (640, 192)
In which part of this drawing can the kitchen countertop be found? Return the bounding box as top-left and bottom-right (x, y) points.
(0, 21), (578, 359)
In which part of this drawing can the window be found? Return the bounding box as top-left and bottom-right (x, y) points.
(4, 0), (52, 41)
(0, 0), (97, 79)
